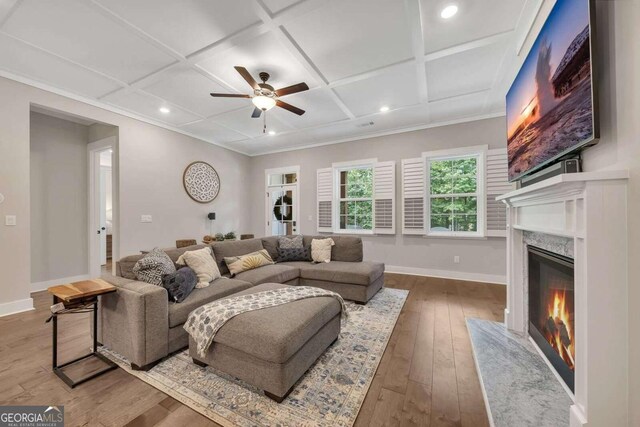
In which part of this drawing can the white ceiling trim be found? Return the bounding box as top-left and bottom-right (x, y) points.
(0, 29), (130, 89)
(87, 0), (186, 66)
(423, 30), (513, 63)
(404, 0), (429, 104)
(250, 112), (507, 156)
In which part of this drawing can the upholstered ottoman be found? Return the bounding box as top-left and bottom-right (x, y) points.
(188, 283), (342, 402)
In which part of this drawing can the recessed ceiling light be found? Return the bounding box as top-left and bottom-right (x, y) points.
(159, 107), (170, 114)
(440, 4), (458, 19)
(379, 106), (390, 112)
(268, 130), (276, 136)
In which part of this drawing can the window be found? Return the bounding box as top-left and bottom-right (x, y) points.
(425, 148), (485, 237)
(317, 158), (396, 235)
(337, 165), (373, 232)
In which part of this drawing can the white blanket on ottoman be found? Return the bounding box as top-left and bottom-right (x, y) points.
(185, 286), (347, 357)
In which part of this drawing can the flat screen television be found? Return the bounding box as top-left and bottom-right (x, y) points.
(506, 0), (599, 182)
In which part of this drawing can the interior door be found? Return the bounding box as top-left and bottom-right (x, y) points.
(269, 186), (297, 236)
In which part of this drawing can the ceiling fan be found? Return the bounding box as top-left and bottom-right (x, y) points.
(210, 66), (309, 132)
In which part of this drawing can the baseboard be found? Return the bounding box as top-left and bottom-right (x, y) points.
(385, 265), (506, 285)
(31, 274), (91, 293)
(0, 298), (34, 317)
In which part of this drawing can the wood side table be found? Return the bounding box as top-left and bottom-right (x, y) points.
(48, 279), (118, 388)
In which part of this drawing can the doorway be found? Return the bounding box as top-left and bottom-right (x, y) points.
(265, 167), (300, 236)
(88, 137), (117, 277)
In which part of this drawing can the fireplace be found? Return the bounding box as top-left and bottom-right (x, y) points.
(528, 245), (575, 392)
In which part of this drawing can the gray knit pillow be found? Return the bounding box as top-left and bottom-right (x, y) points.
(133, 248), (176, 285)
(278, 235), (303, 249)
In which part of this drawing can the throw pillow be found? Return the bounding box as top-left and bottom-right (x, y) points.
(278, 235), (304, 249)
(311, 238), (335, 263)
(176, 246), (221, 288)
(133, 248), (176, 286)
(224, 249), (274, 276)
(162, 267), (197, 303)
(277, 246), (311, 262)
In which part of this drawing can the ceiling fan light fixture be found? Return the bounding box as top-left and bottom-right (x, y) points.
(252, 95), (276, 111)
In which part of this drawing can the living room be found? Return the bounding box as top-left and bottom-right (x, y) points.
(0, 0), (637, 426)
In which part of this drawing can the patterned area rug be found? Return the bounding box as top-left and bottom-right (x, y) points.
(100, 287), (408, 427)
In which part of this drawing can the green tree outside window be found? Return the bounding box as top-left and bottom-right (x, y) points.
(429, 157), (478, 232)
(339, 168), (373, 230)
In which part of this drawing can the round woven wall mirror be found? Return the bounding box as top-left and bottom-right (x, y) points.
(183, 161), (220, 203)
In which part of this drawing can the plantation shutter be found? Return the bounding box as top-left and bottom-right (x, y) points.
(373, 161), (396, 234)
(486, 148), (515, 237)
(316, 168), (333, 233)
(401, 158), (426, 235)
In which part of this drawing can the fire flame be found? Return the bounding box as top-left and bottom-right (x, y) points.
(544, 290), (575, 370)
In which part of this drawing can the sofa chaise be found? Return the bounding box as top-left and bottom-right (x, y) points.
(99, 235), (384, 369)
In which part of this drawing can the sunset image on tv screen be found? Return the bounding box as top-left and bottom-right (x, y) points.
(506, 0), (594, 181)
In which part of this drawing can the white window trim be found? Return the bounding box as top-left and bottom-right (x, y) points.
(422, 145), (487, 238)
(332, 158), (377, 235)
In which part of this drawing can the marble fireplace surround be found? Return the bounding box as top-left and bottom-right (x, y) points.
(497, 171), (629, 427)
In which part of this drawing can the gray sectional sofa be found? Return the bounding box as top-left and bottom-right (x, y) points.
(99, 235), (384, 369)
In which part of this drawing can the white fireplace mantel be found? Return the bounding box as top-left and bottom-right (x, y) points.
(497, 170), (629, 427)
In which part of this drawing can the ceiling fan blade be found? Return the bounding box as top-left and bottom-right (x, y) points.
(276, 100), (305, 116)
(274, 82), (309, 97)
(210, 93), (250, 98)
(251, 107), (262, 118)
(234, 66), (259, 90)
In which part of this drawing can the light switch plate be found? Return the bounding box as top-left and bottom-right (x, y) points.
(5, 215), (16, 226)
(141, 215), (152, 223)
(0, 193), (4, 204)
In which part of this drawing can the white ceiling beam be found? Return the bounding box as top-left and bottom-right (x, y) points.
(270, 0), (329, 26)
(327, 59), (415, 89)
(88, 0), (186, 64)
(250, 0), (357, 120)
(185, 23), (271, 65)
(404, 0), (429, 104)
(423, 30), (513, 63)
(85, 0), (263, 101)
(0, 29), (130, 89)
(184, 0), (327, 66)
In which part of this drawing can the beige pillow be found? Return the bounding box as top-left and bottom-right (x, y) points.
(224, 249), (274, 276)
(311, 238), (335, 263)
(176, 247), (220, 288)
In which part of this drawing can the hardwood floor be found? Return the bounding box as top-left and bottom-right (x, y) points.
(0, 273), (505, 426)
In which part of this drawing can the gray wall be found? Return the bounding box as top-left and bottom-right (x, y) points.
(249, 117), (509, 282)
(30, 112), (89, 283)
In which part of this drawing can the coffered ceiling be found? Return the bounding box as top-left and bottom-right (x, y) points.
(0, 0), (544, 155)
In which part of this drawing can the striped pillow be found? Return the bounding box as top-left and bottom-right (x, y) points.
(224, 249), (274, 276)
